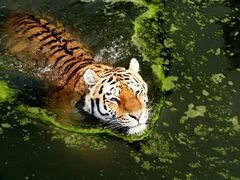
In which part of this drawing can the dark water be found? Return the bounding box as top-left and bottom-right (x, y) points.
(0, 0), (240, 179)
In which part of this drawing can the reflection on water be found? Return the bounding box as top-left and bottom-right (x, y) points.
(0, 0), (240, 179)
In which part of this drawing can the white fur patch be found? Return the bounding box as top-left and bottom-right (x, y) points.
(127, 124), (147, 135)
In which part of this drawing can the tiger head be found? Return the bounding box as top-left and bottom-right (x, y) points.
(83, 58), (149, 135)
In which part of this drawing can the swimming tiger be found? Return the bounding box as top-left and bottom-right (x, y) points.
(4, 12), (149, 135)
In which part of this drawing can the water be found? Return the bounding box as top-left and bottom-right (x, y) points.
(0, 0), (240, 179)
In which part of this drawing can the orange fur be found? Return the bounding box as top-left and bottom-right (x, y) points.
(5, 12), (112, 98)
(119, 86), (142, 114)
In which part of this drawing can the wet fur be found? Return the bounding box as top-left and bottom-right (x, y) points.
(5, 12), (112, 98)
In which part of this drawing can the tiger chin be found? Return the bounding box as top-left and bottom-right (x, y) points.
(5, 13), (149, 136)
(83, 58), (149, 135)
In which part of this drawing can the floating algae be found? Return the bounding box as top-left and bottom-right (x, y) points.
(129, 0), (240, 178)
(180, 104), (207, 124)
(1, 0), (240, 179)
(0, 80), (16, 102)
(0, 81), (154, 142)
(17, 104), (151, 141)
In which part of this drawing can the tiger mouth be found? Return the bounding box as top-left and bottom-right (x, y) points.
(127, 124), (147, 135)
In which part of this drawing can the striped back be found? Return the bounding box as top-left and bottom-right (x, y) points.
(5, 12), (112, 97)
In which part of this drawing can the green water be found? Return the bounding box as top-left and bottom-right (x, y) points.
(0, 0), (239, 179)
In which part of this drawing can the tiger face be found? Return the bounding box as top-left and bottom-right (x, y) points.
(83, 58), (149, 135)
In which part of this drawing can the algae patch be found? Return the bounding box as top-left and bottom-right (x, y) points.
(211, 73), (225, 84)
(162, 76), (178, 91)
(228, 116), (240, 132)
(0, 81), (16, 102)
(180, 104), (207, 124)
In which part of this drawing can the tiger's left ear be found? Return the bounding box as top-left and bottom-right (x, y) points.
(128, 58), (140, 72)
(83, 69), (100, 87)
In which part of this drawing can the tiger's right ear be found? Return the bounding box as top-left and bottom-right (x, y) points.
(128, 58), (140, 72)
(83, 69), (100, 87)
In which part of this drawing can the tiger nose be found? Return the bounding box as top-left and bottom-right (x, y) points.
(129, 111), (142, 121)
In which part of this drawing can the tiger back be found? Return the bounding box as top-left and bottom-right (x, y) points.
(5, 12), (112, 98)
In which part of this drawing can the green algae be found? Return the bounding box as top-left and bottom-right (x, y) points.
(52, 133), (107, 150)
(180, 104), (207, 124)
(16, 104), (152, 142)
(162, 76), (178, 91)
(129, 0), (167, 83)
(1, 0), (240, 179)
(228, 116), (240, 132)
(0, 80), (157, 149)
(155, 0), (240, 178)
(211, 73), (226, 84)
(194, 124), (213, 136)
(0, 81), (16, 102)
(127, 0), (240, 177)
(202, 89), (210, 96)
(1, 123), (12, 129)
(0, 79), (155, 145)
(130, 132), (180, 171)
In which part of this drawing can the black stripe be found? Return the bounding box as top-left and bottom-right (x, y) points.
(41, 39), (58, 47)
(17, 20), (34, 27)
(91, 99), (95, 115)
(98, 85), (104, 94)
(100, 78), (107, 84)
(110, 87), (114, 91)
(103, 95), (107, 111)
(64, 62), (92, 84)
(53, 29), (65, 36)
(110, 98), (120, 104)
(49, 47), (63, 57)
(96, 98), (109, 116)
(123, 74), (130, 77)
(29, 15), (41, 24)
(21, 25), (39, 34)
(53, 55), (67, 67)
(13, 13), (28, 21)
(41, 22), (50, 28)
(76, 52), (84, 58)
(69, 46), (80, 51)
(62, 39), (74, 43)
(40, 33), (53, 42)
(73, 71), (85, 89)
(133, 77), (139, 84)
(49, 44), (59, 51)
(110, 81), (116, 85)
(28, 30), (49, 40)
(62, 61), (81, 75)
(94, 65), (102, 68)
(62, 57), (76, 66)
(101, 72), (112, 78)
(12, 16), (28, 26)
(103, 105), (107, 111)
(107, 76), (113, 83)
(103, 94), (106, 101)
(61, 42), (73, 55)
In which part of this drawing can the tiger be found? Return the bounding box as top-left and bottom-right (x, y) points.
(4, 12), (149, 135)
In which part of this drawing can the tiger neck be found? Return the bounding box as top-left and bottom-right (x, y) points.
(57, 62), (112, 99)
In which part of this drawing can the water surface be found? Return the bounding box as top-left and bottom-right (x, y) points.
(0, 0), (239, 179)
